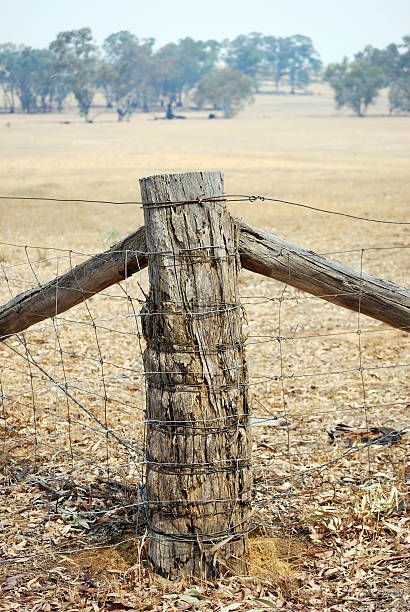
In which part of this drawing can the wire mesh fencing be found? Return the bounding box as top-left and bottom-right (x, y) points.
(0, 195), (409, 570)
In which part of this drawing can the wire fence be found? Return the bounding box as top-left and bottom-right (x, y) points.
(1, 193), (410, 224)
(0, 193), (409, 570)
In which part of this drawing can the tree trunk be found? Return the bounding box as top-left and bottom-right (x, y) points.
(140, 172), (251, 579)
(166, 101), (174, 119)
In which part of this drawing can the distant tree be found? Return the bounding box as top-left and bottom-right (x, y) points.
(0, 45), (64, 112)
(194, 68), (253, 117)
(325, 57), (385, 116)
(286, 35), (322, 93)
(99, 31), (155, 120)
(31, 49), (61, 111)
(353, 36), (410, 114)
(95, 61), (117, 109)
(154, 38), (219, 118)
(380, 35), (410, 114)
(14, 48), (56, 112)
(201, 39), (221, 73)
(175, 37), (220, 103)
(152, 43), (184, 118)
(389, 35), (410, 114)
(52, 74), (71, 112)
(225, 33), (264, 90)
(0, 44), (35, 112)
(355, 44), (396, 87)
(50, 28), (97, 121)
(262, 35), (322, 92)
(0, 43), (19, 112)
(392, 34), (410, 76)
(262, 36), (292, 91)
(389, 79), (410, 113)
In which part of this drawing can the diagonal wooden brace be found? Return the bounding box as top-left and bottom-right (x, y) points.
(1, 221), (409, 340)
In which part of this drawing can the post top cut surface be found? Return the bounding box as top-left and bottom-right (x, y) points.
(139, 170), (223, 181)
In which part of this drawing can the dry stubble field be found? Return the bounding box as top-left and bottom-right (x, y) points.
(0, 87), (409, 611)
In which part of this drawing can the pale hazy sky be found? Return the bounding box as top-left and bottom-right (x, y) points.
(0, 0), (409, 64)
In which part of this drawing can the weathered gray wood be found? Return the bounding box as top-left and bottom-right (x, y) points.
(140, 172), (251, 578)
(1, 221), (409, 340)
(0, 227), (147, 340)
(239, 221), (410, 331)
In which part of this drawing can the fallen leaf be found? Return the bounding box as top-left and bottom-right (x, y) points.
(179, 594), (210, 606)
(249, 599), (277, 608)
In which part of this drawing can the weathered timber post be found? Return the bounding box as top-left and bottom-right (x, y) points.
(140, 172), (251, 578)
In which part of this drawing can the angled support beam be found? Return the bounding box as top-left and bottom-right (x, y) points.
(0, 226), (147, 340)
(1, 221), (409, 340)
(238, 221), (410, 332)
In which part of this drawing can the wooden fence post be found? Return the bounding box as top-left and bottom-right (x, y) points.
(140, 172), (251, 578)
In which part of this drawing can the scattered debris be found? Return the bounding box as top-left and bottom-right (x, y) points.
(327, 423), (406, 447)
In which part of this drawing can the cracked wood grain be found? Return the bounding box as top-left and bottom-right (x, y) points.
(140, 172), (251, 579)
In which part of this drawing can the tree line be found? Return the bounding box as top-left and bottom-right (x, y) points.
(325, 35), (410, 116)
(0, 30), (322, 120)
(1, 29), (409, 120)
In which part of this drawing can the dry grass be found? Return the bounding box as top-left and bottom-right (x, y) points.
(1, 84), (409, 254)
(0, 85), (409, 610)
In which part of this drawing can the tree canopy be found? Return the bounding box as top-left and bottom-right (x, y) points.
(373, 36), (410, 114)
(0, 44), (66, 113)
(98, 31), (155, 120)
(1, 28), (409, 120)
(325, 57), (385, 116)
(49, 28), (98, 120)
(194, 68), (253, 117)
(325, 34), (410, 116)
(0, 29), (323, 119)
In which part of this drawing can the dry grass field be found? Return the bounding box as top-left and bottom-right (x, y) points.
(0, 86), (409, 611)
(1, 85), (409, 254)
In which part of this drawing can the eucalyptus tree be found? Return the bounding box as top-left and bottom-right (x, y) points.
(325, 35), (410, 116)
(286, 35), (322, 93)
(386, 36), (410, 114)
(100, 31), (155, 119)
(153, 38), (220, 118)
(368, 35), (410, 114)
(175, 37), (221, 101)
(0, 43), (19, 111)
(150, 42), (183, 118)
(194, 68), (253, 117)
(325, 57), (385, 116)
(262, 35), (321, 91)
(389, 79), (410, 114)
(49, 28), (97, 120)
(262, 36), (292, 90)
(225, 33), (264, 90)
(15, 48), (56, 111)
(0, 44), (62, 112)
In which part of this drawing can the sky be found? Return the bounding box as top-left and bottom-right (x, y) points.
(0, 0), (409, 64)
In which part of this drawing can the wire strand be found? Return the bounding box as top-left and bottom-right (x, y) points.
(1, 193), (409, 224)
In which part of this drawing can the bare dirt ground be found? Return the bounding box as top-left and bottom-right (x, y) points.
(0, 86), (409, 610)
